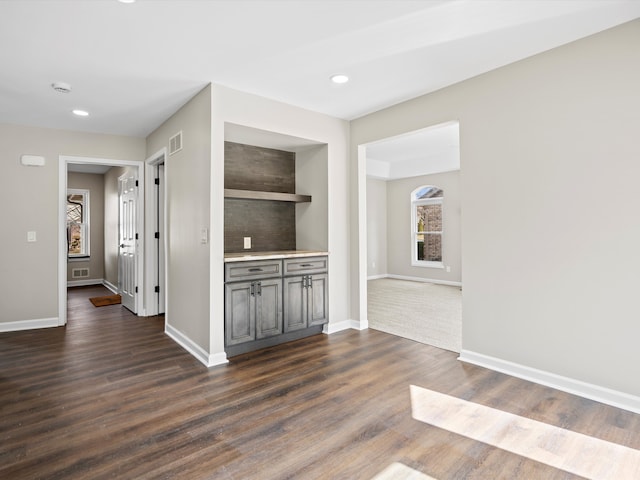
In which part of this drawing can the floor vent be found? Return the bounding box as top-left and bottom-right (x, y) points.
(72, 268), (90, 279)
(169, 131), (183, 155)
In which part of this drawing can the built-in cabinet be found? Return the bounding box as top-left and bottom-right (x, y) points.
(224, 254), (328, 356)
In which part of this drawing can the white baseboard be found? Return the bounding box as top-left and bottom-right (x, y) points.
(102, 280), (118, 294)
(368, 273), (462, 287)
(459, 350), (640, 415)
(324, 318), (368, 334)
(386, 274), (462, 287)
(165, 323), (228, 368)
(67, 278), (104, 288)
(0, 317), (60, 332)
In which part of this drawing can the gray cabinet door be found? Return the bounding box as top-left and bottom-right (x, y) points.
(255, 279), (283, 339)
(308, 274), (328, 326)
(283, 276), (307, 332)
(225, 281), (255, 345)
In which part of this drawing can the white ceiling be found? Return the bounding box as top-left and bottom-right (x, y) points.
(366, 121), (460, 179)
(1, 1), (639, 138)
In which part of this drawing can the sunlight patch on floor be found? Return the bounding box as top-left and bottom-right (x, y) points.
(410, 385), (640, 479)
(371, 462), (437, 480)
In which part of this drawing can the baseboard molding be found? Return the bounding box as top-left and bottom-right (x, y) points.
(102, 280), (118, 294)
(367, 274), (387, 280)
(67, 278), (104, 288)
(324, 318), (368, 334)
(165, 323), (228, 368)
(375, 273), (462, 287)
(459, 350), (640, 415)
(0, 317), (60, 333)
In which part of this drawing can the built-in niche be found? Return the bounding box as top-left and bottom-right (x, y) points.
(223, 124), (329, 254)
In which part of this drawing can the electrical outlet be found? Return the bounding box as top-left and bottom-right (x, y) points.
(27, 231), (37, 242)
(244, 237), (251, 249)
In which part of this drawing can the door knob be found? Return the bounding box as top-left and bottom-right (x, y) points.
(120, 243), (126, 248)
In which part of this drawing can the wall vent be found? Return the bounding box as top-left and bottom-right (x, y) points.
(72, 268), (90, 279)
(169, 131), (183, 156)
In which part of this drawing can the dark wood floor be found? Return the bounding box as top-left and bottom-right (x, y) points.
(1, 286), (639, 479)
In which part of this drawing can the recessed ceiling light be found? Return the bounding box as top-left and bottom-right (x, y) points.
(330, 74), (349, 84)
(72, 109), (89, 117)
(118, 0), (136, 3)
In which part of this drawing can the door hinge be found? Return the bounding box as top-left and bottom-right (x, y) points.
(135, 286), (138, 293)
(135, 180), (139, 187)
(155, 178), (160, 185)
(154, 232), (160, 239)
(154, 286), (160, 293)
(135, 233), (139, 240)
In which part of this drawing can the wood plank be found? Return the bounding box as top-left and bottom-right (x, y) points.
(224, 188), (311, 203)
(1, 285), (639, 479)
(224, 141), (295, 193)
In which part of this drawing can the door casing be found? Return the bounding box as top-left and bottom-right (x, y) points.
(58, 155), (145, 325)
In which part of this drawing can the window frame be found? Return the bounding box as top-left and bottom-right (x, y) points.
(411, 187), (444, 269)
(67, 188), (90, 259)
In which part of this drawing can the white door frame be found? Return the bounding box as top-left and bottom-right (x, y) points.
(144, 148), (168, 317)
(58, 155), (145, 325)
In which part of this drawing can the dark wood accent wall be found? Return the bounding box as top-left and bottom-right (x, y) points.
(224, 142), (298, 253)
(224, 142), (295, 193)
(224, 199), (296, 252)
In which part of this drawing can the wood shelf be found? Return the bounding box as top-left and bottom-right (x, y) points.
(224, 189), (311, 203)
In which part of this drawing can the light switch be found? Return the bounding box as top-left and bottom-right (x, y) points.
(27, 231), (37, 242)
(244, 237), (251, 249)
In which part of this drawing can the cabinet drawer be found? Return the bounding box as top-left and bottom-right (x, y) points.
(283, 256), (328, 276)
(225, 260), (282, 282)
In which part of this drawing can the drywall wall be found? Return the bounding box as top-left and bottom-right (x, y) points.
(66, 172), (105, 283)
(386, 171), (461, 283)
(296, 144), (328, 252)
(351, 19), (640, 398)
(0, 122), (144, 326)
(146, 85), (212, 353)
(211, 84), (351, 359)
(366, 177), (387, 277)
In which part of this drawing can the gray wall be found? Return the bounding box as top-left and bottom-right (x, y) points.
(366, 177), (387, 277)
(0, 122), (145, 324)
(386, 170), (461, 283)
(351, 19), (640, 397)
(146, 85), (212, 351)
(66, 172), (105, 282)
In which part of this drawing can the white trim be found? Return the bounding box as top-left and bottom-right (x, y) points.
(411, 260), (444, 269)
(67, 278), (104, 287)
(0, 317), (59, 333)
(165, 323), (229, 368)
(367, 274), (387, 280)
(59, 155), (145, 325)
(103, 279), (118, 294)
(386, 273), (462, 287)
(324, 318), (368, 334)
(144, 148), (167, 317)
(458, 350), (640, 415)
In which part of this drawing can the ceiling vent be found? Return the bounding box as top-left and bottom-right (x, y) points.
(51, 82), (72, 93)
(169, 131), (183, 156)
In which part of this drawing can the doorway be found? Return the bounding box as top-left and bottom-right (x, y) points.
(358, 121), (462, 352)
(58, 156), (145, 325)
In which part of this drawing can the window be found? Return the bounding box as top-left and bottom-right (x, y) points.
(67, 189), (90, 258)
(412, 185), (443, 267)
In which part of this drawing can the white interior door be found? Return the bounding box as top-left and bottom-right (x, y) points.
(118, 171), (137, 312)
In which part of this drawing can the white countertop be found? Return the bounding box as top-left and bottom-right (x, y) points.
(224, 250), (328, 263)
